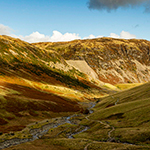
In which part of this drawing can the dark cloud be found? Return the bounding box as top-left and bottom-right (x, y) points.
(88, 0), (150, 12)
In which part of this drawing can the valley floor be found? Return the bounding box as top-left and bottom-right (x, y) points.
(1, 101), (150, 150)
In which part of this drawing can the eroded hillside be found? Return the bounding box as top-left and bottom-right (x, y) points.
(34, 38), (150, 84)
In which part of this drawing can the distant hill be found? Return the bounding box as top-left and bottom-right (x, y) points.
(34, 38), (150, 84)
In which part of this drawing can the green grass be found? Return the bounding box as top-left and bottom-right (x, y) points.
(95, 82), (150, 109)
(115, 83), (143, 90)
(5, 138), (150, 150)
(78, 82), (150, 145)
(3, 82), (150, 149)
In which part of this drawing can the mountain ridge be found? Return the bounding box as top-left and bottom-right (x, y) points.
(33, 37), (150, 84)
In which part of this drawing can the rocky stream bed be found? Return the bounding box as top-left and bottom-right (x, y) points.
(0, 102), (95, 149)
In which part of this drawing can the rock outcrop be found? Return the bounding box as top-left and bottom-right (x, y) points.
(34, 38), (150, 84)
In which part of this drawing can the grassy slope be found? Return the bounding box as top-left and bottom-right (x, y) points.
(5, 83), (150, 150)
(115, 83), (143, 90)
(0, 35), (117, 133)
(78, 82), (150, 145)
(5, 139), (149, 150)
(0, 35), (115, 95)
(0, 35), (85, 132)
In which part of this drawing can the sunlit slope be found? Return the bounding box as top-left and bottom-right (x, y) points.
(0, 35), (117, 133)
(0, 35), (89, 89)
(79, 82), (150, 145)
(34, 38), (150, 84)
(0, 35), (85, 133)
(115, 83), (143, 90)
(0, 35), (115, 97)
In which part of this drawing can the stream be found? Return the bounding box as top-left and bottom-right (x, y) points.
(0, 102), (96, 150)
(0, 101), (144, 150)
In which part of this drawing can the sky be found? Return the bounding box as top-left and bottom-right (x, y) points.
(0, 0), (150, 43)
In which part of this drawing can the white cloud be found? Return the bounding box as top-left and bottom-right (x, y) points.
(50, 31), (81, 42)
(19, 32), (50, 43)
(110, 33), (120, 38)
(0, 24), (137, 43)
(83, 34), (103, 40)
(120, 31), (136, 39)
(110, 31), (136, 39)
(19, 31), (81, 43)
(21, 31), (104, 43)
(84, 34), (96, 39)
(0, 24), (12, 35)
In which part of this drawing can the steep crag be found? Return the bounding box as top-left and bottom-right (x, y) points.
(34, 38), (150, 84)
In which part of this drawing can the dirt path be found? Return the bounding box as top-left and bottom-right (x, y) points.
(84, 143), (91, 150)
(107, 126), (115, 142)
(84, 96), (118, 144)
(85, 116), (113, 141)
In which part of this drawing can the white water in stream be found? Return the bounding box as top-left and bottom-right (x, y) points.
(0, 103), (96, 149)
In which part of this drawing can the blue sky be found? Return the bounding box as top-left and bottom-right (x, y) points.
(0, 0), (150, 42)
